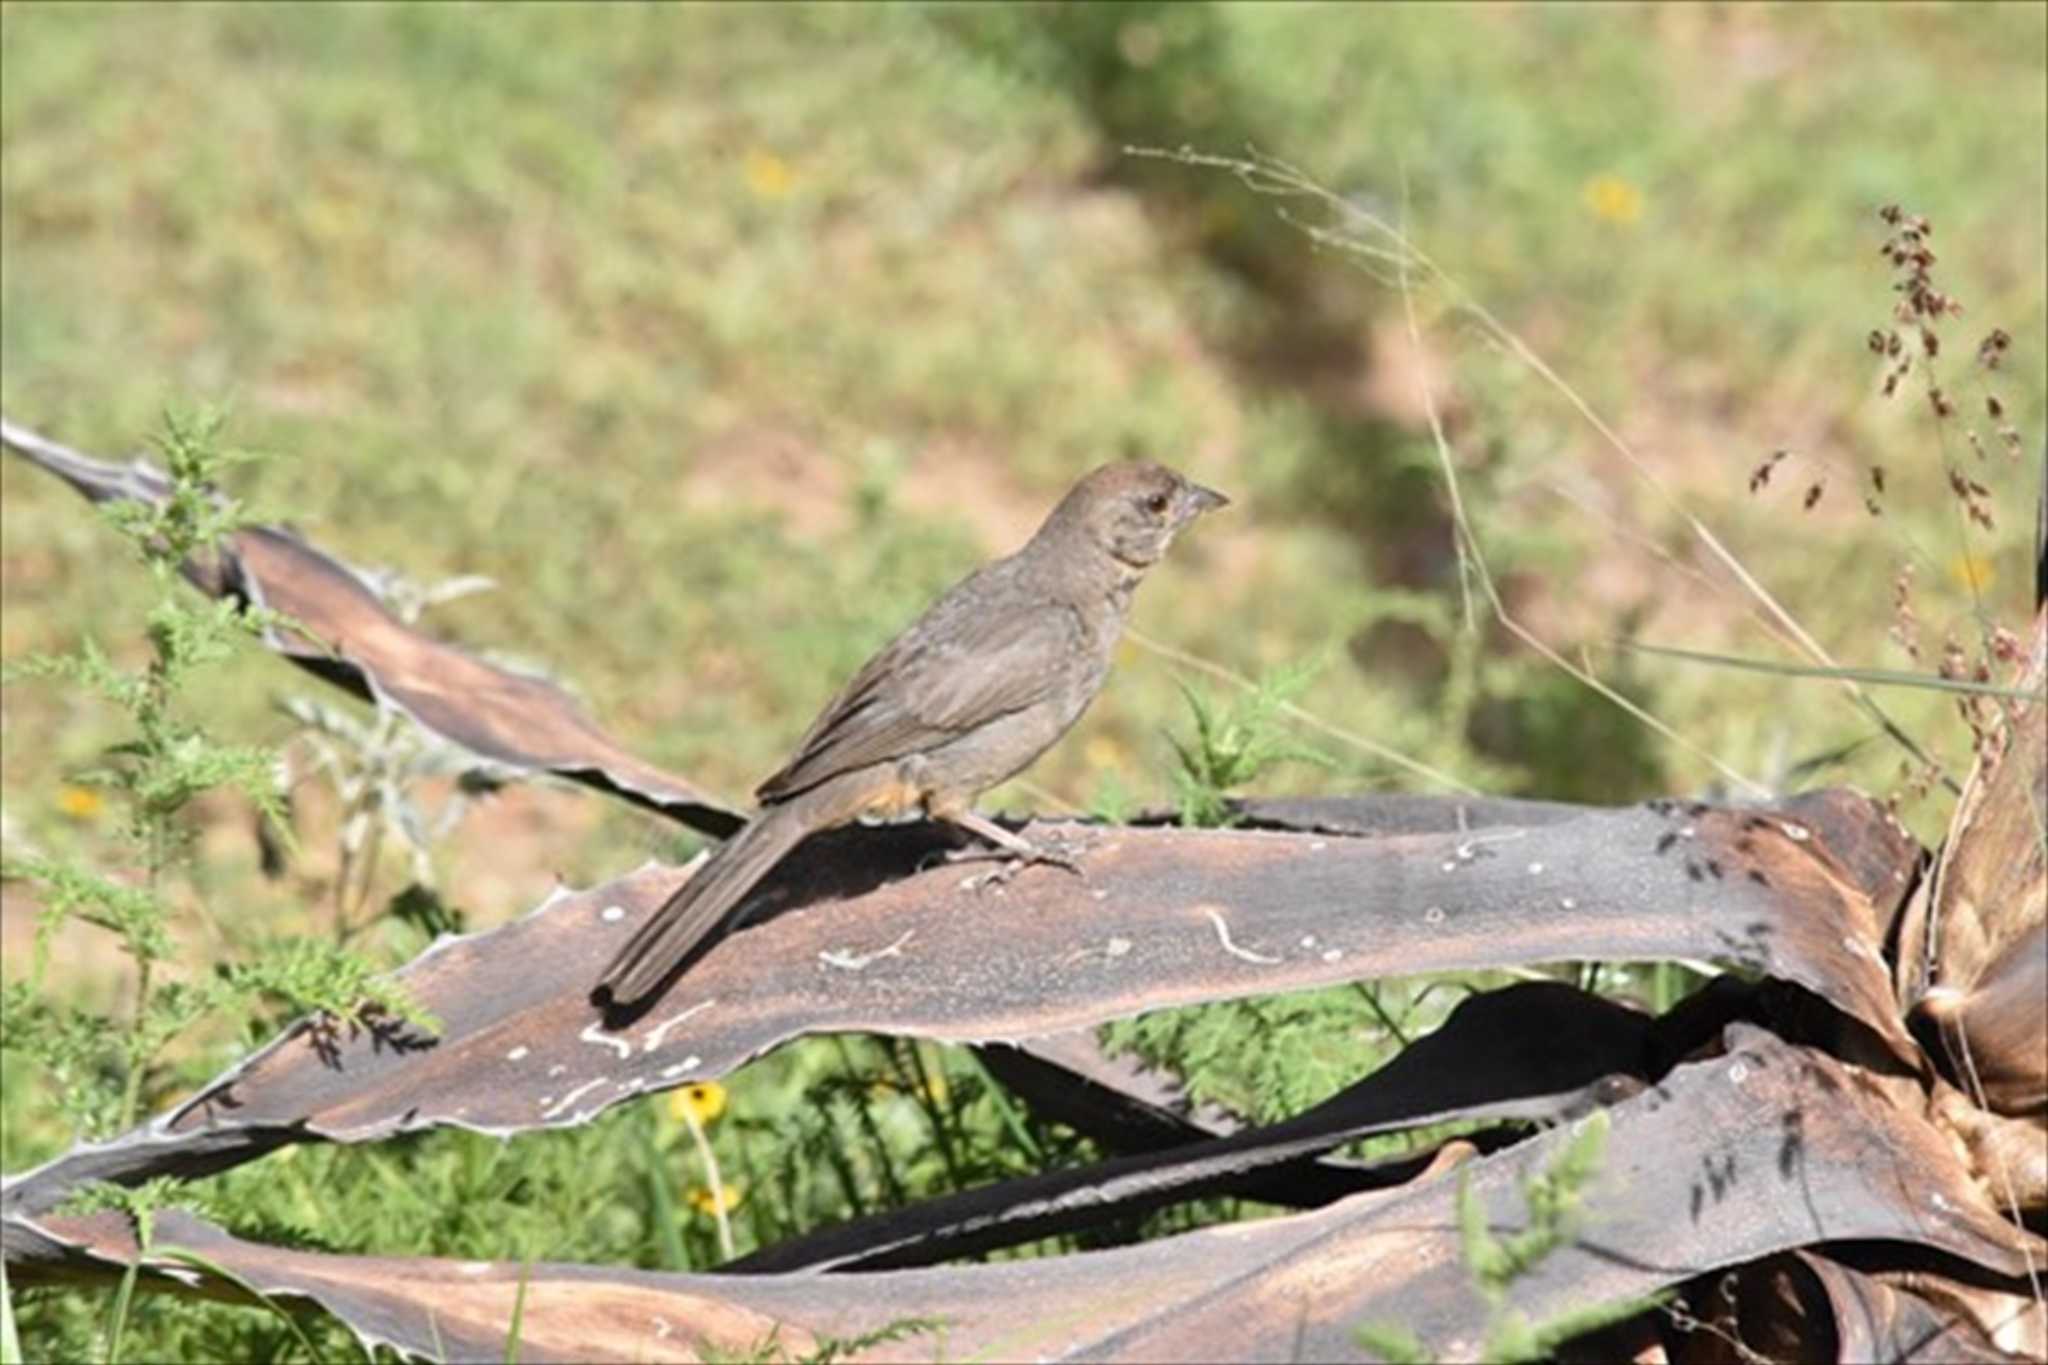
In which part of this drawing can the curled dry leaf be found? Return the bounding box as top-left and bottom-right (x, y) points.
(0, 417), (742, 836)
(1, 789), (1922, 1219)
(8, 1028), (2035, 1364)
(1900, 605), (2046, 1153)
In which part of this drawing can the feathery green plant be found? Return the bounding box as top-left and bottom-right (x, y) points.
(0, 409), (431, 1144)
(1357, 1111), (1666, 1363)
(1167, 659), (1331, 828)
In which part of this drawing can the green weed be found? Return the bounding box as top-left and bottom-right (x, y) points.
(1, 411), (427, 1141)
(1167, 660), (1332, 828)
(1357, 1111), (1667, 1363)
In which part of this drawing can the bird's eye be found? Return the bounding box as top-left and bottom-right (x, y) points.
(1145, 491), (1171, 515)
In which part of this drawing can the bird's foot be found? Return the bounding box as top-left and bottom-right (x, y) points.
(945, 826), (1091, 891)
(955, 858), (1023, 893)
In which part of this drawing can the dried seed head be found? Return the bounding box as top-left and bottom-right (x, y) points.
(1748, 449), (1788, 494)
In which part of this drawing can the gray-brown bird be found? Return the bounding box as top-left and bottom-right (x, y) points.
(596, 460), (1228, 1006)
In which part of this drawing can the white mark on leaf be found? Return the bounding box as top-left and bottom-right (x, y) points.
(643, 999), (717, 1052)
(1205, 909), (1281, 965)
(820, 929), (916, 971)
(542, 1076), (611, 1120)
(579, 1021), (634, 1060)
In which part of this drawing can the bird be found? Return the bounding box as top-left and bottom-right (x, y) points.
(595, 460), (1228, 1008)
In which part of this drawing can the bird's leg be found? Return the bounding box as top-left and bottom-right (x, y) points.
(936, 808), (1087, 889)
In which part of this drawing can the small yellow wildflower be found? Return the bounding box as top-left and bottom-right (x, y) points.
(55, 785), (105, 821)
(1583, 174), (1643, 225)
(1947, 554), (1996, 592)
(743, 148), (794, 200)
(1083, 735), (1128, 770)
(686, 1181), (745, 1216)
(668, 1082), (727, 1127)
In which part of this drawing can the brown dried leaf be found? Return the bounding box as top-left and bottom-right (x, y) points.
(5, 794), (1917, 1216)
(1901, 604), (2047, 1121)
(9, 1029), (2035, 1364)
(1799, 1253), (2043, 1362)
(0, 418), (742, 836)
(1076, 1026), (2036, 1363)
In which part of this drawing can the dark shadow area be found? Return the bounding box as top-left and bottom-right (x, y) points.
(724, 981), (1653, 1273)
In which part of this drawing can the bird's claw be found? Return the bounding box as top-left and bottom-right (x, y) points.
(958, 860), (1021, 893)
(947, 830), (1090, 892)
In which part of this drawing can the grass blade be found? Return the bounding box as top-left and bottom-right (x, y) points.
(1624, 641), (2045, 699)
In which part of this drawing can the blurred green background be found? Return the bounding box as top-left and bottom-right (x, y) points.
(7, 2), (2044, 878)
(1, 1), (2043, 1349)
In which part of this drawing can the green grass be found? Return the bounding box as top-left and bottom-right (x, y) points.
(3, 3), (2042, 1359)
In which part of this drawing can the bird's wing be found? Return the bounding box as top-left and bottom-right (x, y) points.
(755, 579), (1080, 804)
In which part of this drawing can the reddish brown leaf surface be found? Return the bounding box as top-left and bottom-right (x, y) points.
(3, 791), (1918, 1217)
(0, 418), (742, 836)
(10, 1028), (2035, 1364)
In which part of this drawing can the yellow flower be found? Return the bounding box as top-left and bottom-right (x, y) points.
(1947, 554), (1996, 592)
(55, 785), (105, 821)
(1083, 735), (1128, 770)
(686, 1181), (745, 1216)
(668, 1082), (727, 1127)
(1583, 174), (1643, 225)
(743, 148), (794, 200)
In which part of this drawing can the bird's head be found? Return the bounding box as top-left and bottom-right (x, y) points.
(1056, 460), (1229, 570)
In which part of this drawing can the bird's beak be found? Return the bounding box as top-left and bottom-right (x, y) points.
(1182, 482), (1230, 517)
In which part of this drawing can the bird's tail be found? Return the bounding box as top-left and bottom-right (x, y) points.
(597, 801), (814, 1006)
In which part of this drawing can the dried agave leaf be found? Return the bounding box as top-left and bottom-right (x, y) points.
(4, 791), (1918, 1218)
(10, 1028), (2034, 1365)
(0, 419), (742, 836)
(1902, 605), (2047, 1122)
